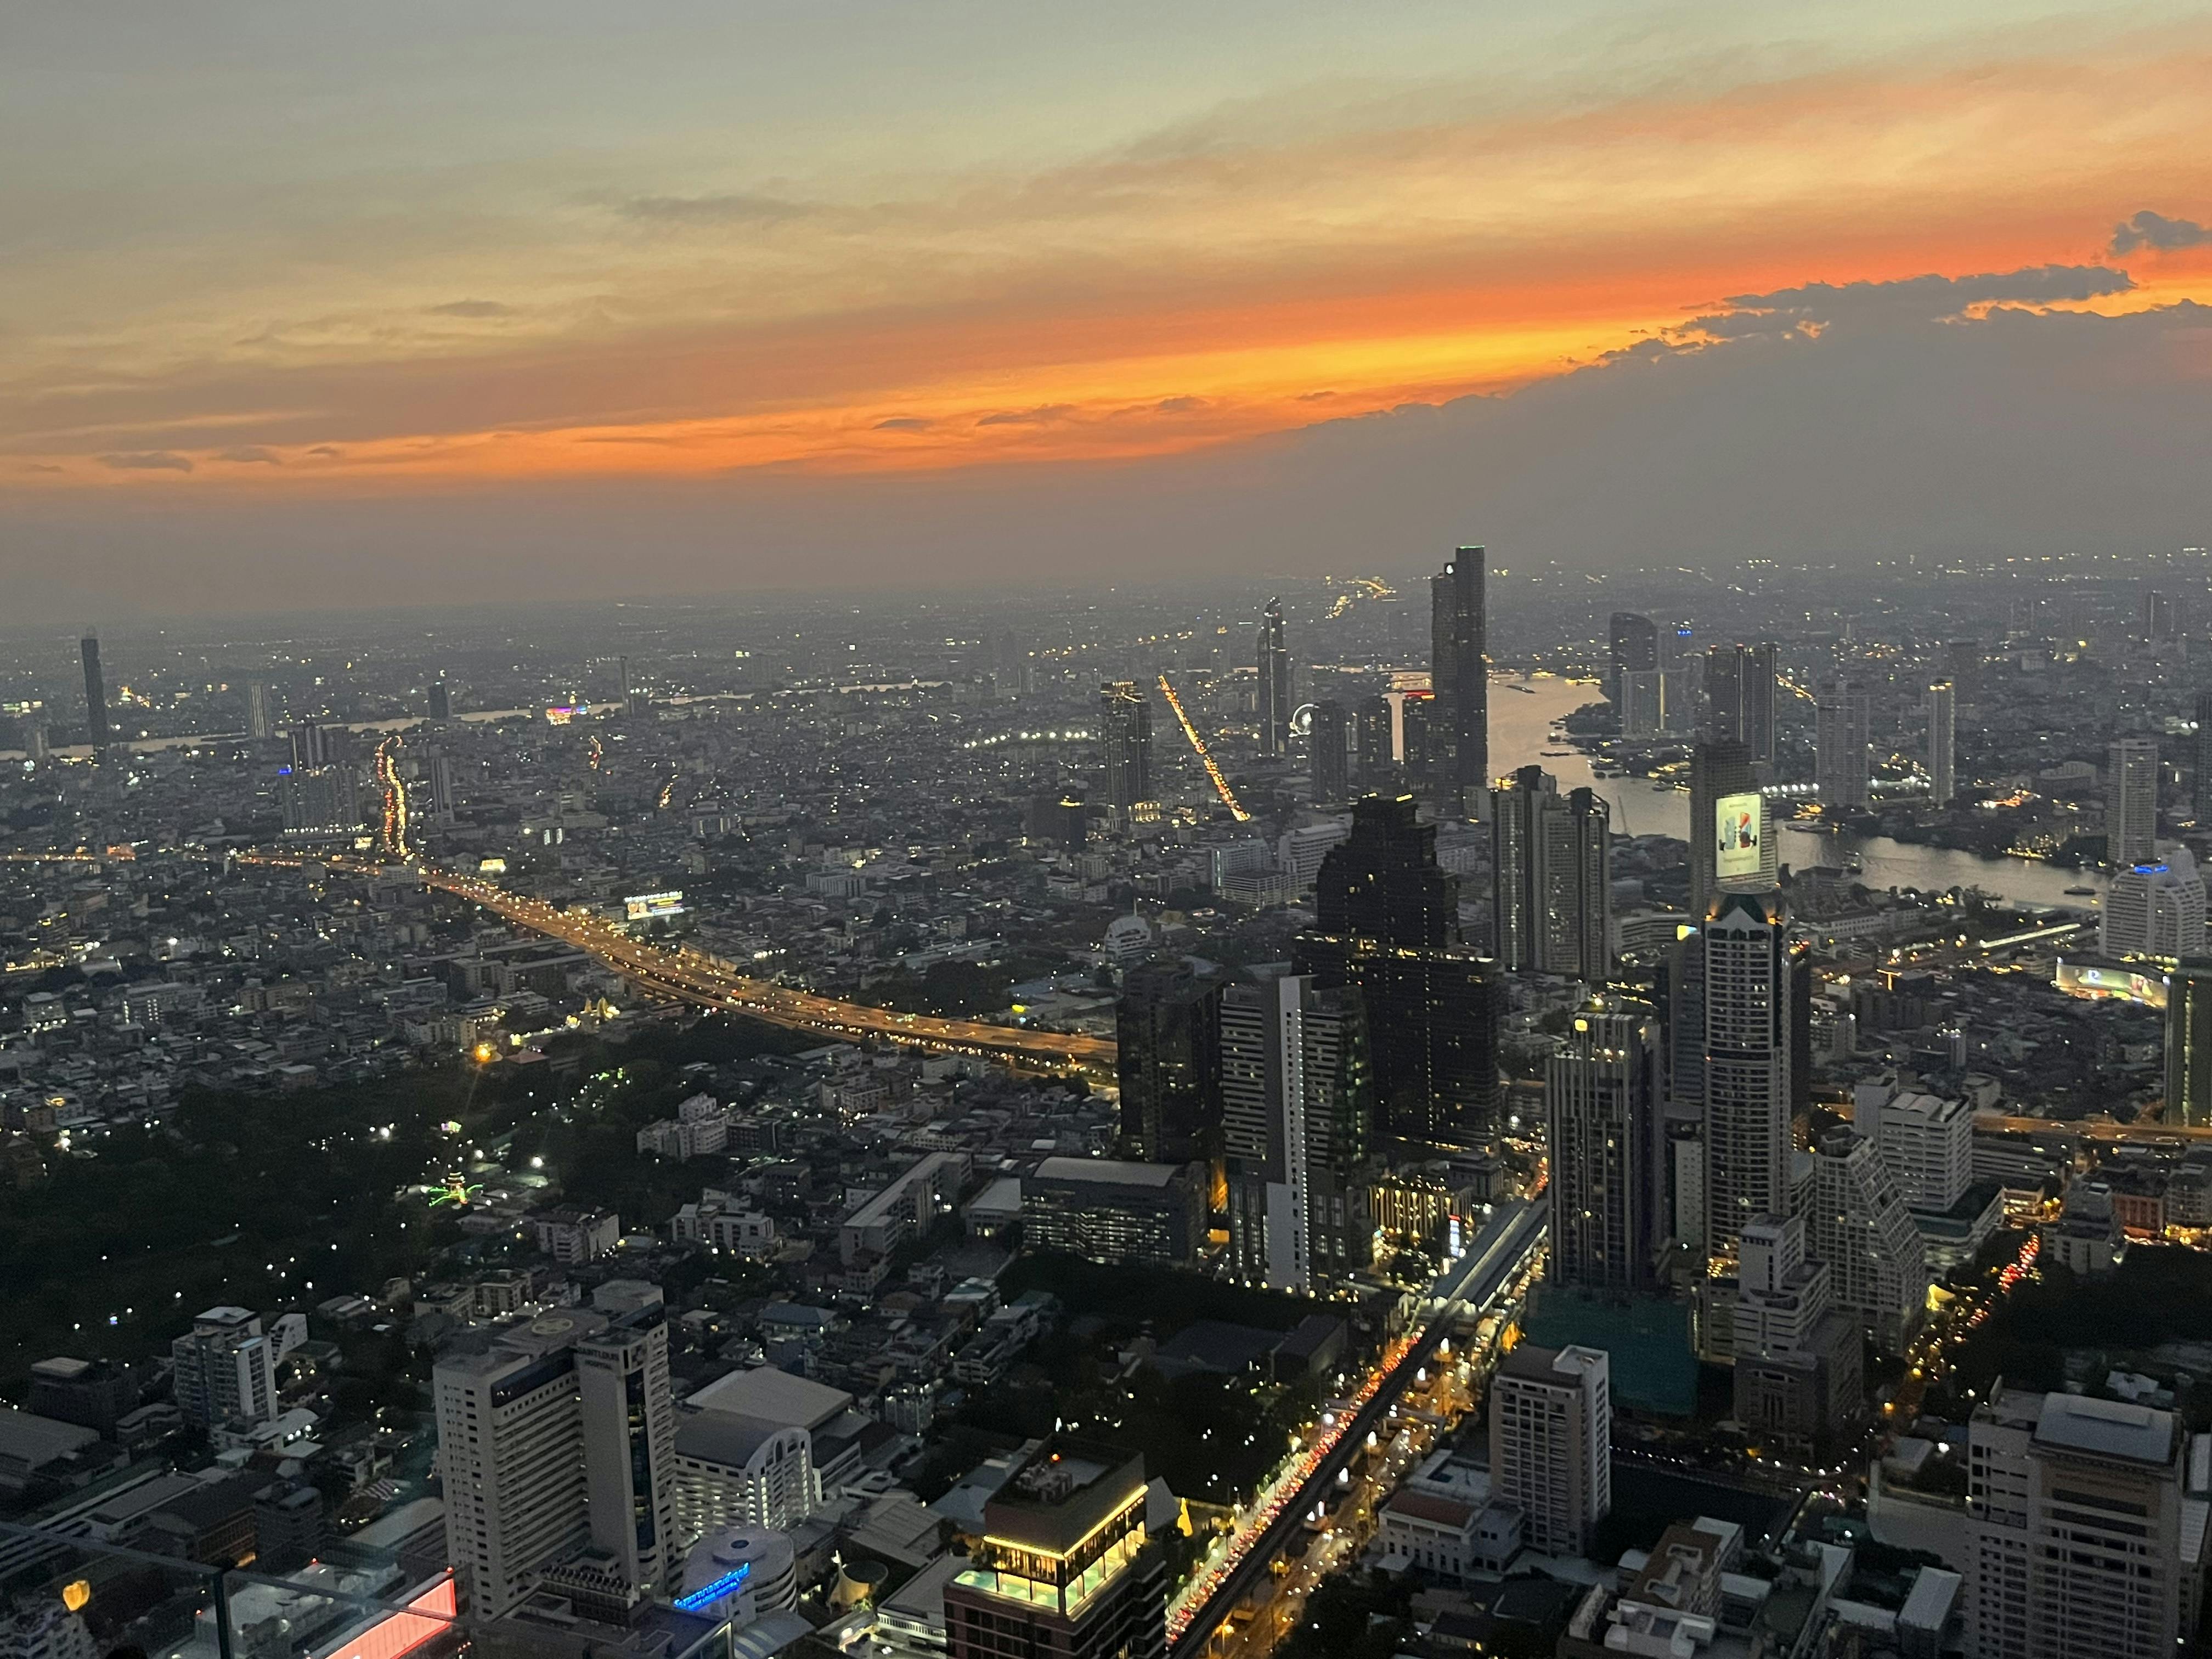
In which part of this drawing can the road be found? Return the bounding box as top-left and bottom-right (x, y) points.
(240, 852), (1119, 1079)
(1167, 1198), (1549, 1659)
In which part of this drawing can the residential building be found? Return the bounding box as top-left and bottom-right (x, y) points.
(1490, 766), (1611, 978)
(1730, 1215), (1862, 1450)
(1310, 699), (1350, 803)
(2108, 738), (2160, 867)
(1431, 551), (1487, 815)
(1609, 613), (1658, 707)
(1869, 1085), (1973, 1213)
(171, 1307), (295, 1429)
(1966, 1389), (2192, 1659)
(1098, 682), (1153, 816)
(2165, 957), (2212, 1129)
(1701, 894), (1807, 1263)
(1489, 1344), (1611, 1558)
(532, 1206), (620, 1264)
(1815, 677), (1872, 814)
(1257, 599), (1291, 758)
(1545, 1001), (1664, 1297)
(1220, 970), (1373, 1293)
(1927, 682), (1956, 805)
(1707, 642), (1777, 764)
(1807, 1128), (1928, 1352)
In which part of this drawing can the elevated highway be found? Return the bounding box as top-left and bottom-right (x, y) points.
(1167, 1197), (1549, 1658)
(241, 853), (1117, 1079)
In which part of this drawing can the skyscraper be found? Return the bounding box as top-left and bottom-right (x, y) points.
(1114, 958), (1221, 1163)
(2164, 958), (2212, 1130)
(2195, 691), (2212, 826)
(244, 680), (275, 740)
(1608, 613), (1658, 706)
(944, 1438), (1165, 1659)
(1313, 793), (1454, 947)
(1354, 695), (1395, 788)
(1489, 1344), (1612, 1558)
(1304, 794), (1499, 1144)
(1310, 699), (1350, 803)
(1545, 1001), (1664, 1296)
(1490, 766), (1611, 978)
(1098, 681), (1152, 815)
(1926, 681), (1956, 806)
(1256, 599), (1290, 758)
(1706, 641), (1778, 764)
(427, 679), (452, 724)
(1218, 971), (1372, 1291)
(1701, 894), (1803, 1263)
(2107, 736), (2159, 866)
(1687, 738), (1773, 921)
(1815, 676), (1872, 813)
(1431, 550), (1487, 814)
(80, 634), (110, 749)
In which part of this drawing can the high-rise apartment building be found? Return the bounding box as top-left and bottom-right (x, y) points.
(1966, 1389), (2191, 1659)
(1706, 642), (1777, 764)
(1926, 682), (1956, 805)
(1545, 1002), (1664, 1296)
(1815, 677), (1873, 813)
(1701, 895), (1805, 1263)
(2107, 737), (2160, 866)
(1688, 739), (1774, 922)
(1220, 970), (1373, 1292)
(2101, 845), (2207, 959)
(945, 1438), (1165, 1659)
(1490, 765), (1611, 978)
(244, 681), (275, 740)
(1431, 550), (1487, 814)
(1489, 1344), (1611, 1558)
(1114, 958), (1221, 1163)
(1805, 1128), (1928, 1352)
(434, 1290), (678, 1617)
(1256, 599), (1291, 758)
(80, 635), (110, 749)
(1355, 695), (1395, 787)
(171, 1306), (293, 1428)
(1310, 699), (1350, 803)
(2194, 691), (2212, 826)
(428, 679), (453, 724)
(1609, 613), (1658, 706)
(281, 768), (360, 838)
(2165, 958), (2212, 1130)
(1867, 1085), (1973, 1213)
(1098, 682), (1152, 815)
(1729, 1215), (1862, 1449)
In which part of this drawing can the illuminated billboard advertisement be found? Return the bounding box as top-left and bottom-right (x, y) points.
(624, 890), (686, 922)
(2055, 958), (2169, 1009)
(1714, 791), (1762, 879)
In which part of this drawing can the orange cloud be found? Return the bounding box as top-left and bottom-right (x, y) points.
(9, 24), (2212, 492)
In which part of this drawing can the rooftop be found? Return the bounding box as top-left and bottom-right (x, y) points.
(2034, 1392), (2176, 1465)
(1031, 1155), (1186, 1188)
(685, 1365), (853, 1432)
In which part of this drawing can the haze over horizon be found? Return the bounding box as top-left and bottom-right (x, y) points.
(8, 0), (2212, 617)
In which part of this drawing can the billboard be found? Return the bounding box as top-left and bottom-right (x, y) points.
(624, 890), (686, 921)
(1714, 791), (1762, 879)
(2055, 958), (2168, 1009)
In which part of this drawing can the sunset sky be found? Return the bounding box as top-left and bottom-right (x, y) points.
(7, 1), (2212, 611)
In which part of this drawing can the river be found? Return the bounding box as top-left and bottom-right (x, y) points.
(1488, 674), (2106, 912)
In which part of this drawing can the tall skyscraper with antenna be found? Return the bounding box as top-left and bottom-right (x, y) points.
(1256, 599), (1290, 757)
(1431, 549), (1487, 815)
